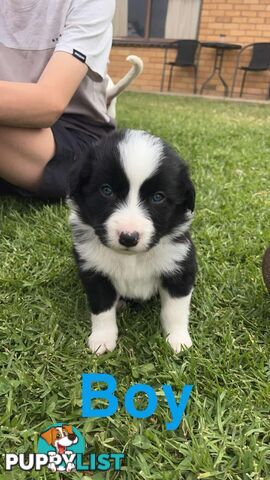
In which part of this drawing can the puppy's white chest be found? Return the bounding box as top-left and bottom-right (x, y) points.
(71, 217), (190, 302)
(111, 258), (159, 299)
(75, 236), (162, 300)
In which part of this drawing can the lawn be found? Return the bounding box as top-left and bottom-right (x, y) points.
(0, 93), (270, 480)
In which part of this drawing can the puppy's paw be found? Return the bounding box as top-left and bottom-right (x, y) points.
(87, 330), (117, 355)
(166, 331), (192, 353)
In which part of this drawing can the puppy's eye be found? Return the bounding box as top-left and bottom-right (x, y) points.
(151, 192), (166, 204)
(56, 433), (61, 439)
(100, 184), (113, 197)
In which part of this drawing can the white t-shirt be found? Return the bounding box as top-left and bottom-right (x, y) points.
(0, 0), (115, 133)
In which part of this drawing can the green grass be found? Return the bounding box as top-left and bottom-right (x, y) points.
(1, 93), (270, 480)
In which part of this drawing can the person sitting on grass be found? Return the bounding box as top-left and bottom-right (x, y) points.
(0, 0), (115, 201)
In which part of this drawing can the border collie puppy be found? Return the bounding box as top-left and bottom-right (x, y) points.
(69, 129), (197, 355)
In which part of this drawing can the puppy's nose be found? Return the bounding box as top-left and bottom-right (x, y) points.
(68, 433), (77, 441)
(119, 231), (139, 247)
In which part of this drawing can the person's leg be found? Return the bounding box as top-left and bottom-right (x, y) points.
(0, 126), (55, 192)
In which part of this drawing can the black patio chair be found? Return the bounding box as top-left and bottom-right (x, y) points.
(231, 42), (270, 99)
(166, 40), (201, 94)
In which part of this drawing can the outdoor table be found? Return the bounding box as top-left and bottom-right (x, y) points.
(200, 42), (242, 96)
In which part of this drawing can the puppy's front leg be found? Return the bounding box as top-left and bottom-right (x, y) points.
(160, 288), (193, 353)
(78, 266), (118, 355)
(88, 306), (118, 355)
(160, 244), (196, 353)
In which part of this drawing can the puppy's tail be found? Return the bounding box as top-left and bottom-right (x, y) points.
(107, 55), (144, 102)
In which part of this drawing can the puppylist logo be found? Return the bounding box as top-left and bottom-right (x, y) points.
(5, 423), (124, 473)
(4, 374), (192, 473)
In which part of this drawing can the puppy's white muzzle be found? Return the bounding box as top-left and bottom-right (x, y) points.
(105, 205), (155, 253)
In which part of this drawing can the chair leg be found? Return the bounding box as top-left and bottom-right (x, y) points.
(231, 67), (238, 98)
(240, 71), (247, 97)
(193, 66), (198, 94)
(168, 65), (174, 91)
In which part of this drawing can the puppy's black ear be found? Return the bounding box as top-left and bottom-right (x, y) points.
(185, 178), (195, 212)
(165, 144), (195, 213)
(68, 148), (94, 198)
(177, 166), (195, 212)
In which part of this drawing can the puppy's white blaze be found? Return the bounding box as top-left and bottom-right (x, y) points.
(106, 132), (164, 249)
(118, 130), (164, 190)
(113, 131), (164, 250)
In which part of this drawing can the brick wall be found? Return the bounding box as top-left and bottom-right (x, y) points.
(199, 0), (270, 98)
(109, 0), (270, 100)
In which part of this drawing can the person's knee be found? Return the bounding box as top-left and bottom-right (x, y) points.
(0, 126), (55, 191)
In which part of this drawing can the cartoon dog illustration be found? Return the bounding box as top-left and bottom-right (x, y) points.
(41, 425), (78, 472)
